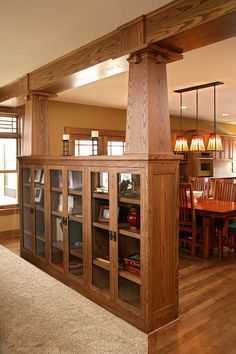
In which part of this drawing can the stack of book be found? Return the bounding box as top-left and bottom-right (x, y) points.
(123, 254), (140, 276)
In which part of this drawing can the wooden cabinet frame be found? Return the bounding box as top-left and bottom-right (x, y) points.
(19, 155), (179, 333)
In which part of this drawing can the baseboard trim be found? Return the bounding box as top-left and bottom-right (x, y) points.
(0, 229), (20, 238)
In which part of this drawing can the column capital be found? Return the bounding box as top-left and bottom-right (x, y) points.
(26, 90), (56, 100)
(128, 43), (183, 64)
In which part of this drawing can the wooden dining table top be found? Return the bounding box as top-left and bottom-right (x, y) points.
(194, 199), (236, 217)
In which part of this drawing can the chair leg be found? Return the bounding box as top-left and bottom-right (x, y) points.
(218, 229), (223, 260)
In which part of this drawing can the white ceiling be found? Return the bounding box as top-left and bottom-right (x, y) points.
(1, 0), (236, 124)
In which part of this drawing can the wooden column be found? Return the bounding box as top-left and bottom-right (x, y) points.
(125, 45), (182, 332)
(125, 45), (181, 155)
(22, 92), (50, 156)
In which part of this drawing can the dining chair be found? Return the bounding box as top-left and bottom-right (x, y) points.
(217, 180), (236, 258)
(179, 183), (202, 258)
(213, 178), (234, 201)
(189, 177), (210, 199)
(213, 179), (235, 258)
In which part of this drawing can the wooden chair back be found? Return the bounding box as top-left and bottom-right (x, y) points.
(179, 183), (199, 258)
(230, 180), (236, 201)
(213, 178), (234, 201)
(189, 177), (209, 199)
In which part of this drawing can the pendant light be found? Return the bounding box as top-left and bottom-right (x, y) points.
(190, 89), (205, 151)
(207, 83), (223, 151)
(174, 92), (189, 152)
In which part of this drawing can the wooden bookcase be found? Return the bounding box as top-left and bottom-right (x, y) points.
(19, 155), (179, 333)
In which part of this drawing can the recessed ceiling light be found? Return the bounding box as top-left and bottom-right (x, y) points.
(222, 113), (229, 117)
(180, 106), (187, 110)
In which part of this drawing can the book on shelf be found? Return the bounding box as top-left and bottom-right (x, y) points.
(68, 171), (82, 190)
(123, 258), (140, 268)
(123, 264), (140, 276)
(56, 218), (63, 242)
(58, 194), (63, 212)
(68, 195), (82, 215)
(69, 260), (83, 269)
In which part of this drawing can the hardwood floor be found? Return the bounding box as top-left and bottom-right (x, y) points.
(149, 252), (236, 353)
(0, 230), (20, 255)
(1, 234), (235, 353)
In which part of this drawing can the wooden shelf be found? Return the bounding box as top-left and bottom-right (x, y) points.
(92, 192), (109, 200)
(51, 187), (62, 193)
(35, 183), (44, 188)
(51, 210), (63, 217)
(35, 206), (44, 212)
(93, 221), (109, 230)
(119, 196), (140, 205)
(68, 188), (82, 196)
(119, 224), (140, 238)
(23, 203), (31, 208)
(119, 270), (140, 285)
(36, 235), (45, 242)
(69, 215), (83, 223)
(24, 229), (31, 236)
(93, 258), (110, 271)
(69, 246), (83, 258)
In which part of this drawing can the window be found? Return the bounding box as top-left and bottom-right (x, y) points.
(107, 141), (126, 156)
(0, 116), (20, 207)
(65, 127), (125, 156)
(74, 139), (98, 156)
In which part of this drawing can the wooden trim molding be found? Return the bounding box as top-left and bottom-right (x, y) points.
(0, 207), (20, 216)
(65, 127), (125, 137)
(0, 229), (20, 237)
(0, 0), (235, 101)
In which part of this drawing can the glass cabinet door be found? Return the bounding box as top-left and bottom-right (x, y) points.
(67, 170), (83, 278)
(34, 168), (45, 258)
(117, 172), (141, 308)
(50, 169), (64, 269)
(91, 171), (110, 293)
(22, 167), (33, 251)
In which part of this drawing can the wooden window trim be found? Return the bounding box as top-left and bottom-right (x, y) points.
(65, 127), (125, 138)
(65, 127), (125, 155)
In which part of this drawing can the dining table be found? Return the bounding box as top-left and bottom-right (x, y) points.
(194, 199), (236, 258)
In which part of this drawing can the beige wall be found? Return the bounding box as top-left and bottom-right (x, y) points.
(0, 214), (19, 232)
(48, 101), (126, 155)
(171, 116), (236, 135)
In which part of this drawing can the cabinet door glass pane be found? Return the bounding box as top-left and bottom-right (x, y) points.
(91, 171), (110, 292)
(50, 170), (63, 268)
(34, 168), (45, 258)
(22, 168), (32, 251)
(68, 170), (83, 278)
(117, 173), (141, 308)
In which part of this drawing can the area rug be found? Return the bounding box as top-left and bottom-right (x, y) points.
(0, 246), (147, 354)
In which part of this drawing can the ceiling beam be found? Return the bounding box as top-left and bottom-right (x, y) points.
(0, 106), (24, 115)
(0, 0), (235, 102)
(0, 75), (28, 103)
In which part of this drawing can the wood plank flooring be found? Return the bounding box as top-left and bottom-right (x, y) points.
(149, 253), (236, 353)
(1, 234), (235, 353)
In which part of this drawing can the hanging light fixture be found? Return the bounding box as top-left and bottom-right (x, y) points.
(207, 83), (223, 151)
(174, 92), (189, 152)
(190, 89), (205, 151)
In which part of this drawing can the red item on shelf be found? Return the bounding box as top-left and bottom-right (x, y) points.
(123, 258), (140, 268)
(124, 264), (140, 276)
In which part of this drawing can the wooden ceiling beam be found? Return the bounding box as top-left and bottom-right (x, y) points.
(0, 106), (24, 115)
(0, 75), (28, 103)
(0, 0), (235, 101)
